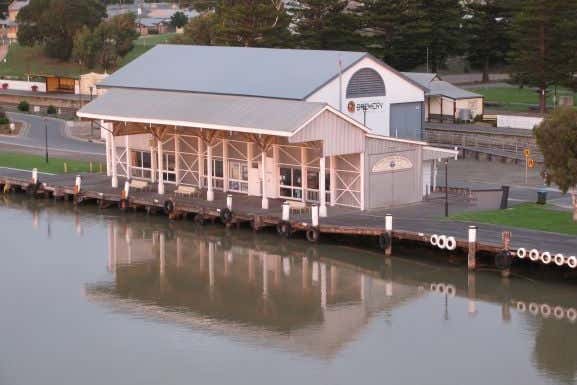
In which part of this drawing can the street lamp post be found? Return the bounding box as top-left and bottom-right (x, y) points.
(43, 118), (49, 163)
(444, 159), (449, 217)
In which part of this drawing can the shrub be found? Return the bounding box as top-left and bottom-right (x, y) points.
(47, 105), (57, 114)
(0, 116), (9, 125)
(17, 101), (30, 112)
(2, 83), (8, 90)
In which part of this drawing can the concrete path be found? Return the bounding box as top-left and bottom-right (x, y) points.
(0, 113), (105, 159)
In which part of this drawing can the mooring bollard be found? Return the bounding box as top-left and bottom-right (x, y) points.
(311, 204), (319, 227)
(385, 213), (393, 257)
(74, 175), (82, 194)
(226, 194), (232, 210)
(123, 180), (130, 199)
(32, 168), (38, 184)
(282, 201), (290, 222)
(468, 225), (477, 270)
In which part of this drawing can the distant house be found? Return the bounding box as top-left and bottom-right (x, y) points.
(136, 18), (173, 35)
(1, 0), (29, 42)
(403, 72), (484, 123)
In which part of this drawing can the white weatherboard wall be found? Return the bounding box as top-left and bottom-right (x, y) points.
(497, 115), (543, 130)
(0, 80), (46, 92)
(307, 56), (425, 136)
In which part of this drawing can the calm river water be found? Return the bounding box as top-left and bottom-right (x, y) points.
(1, 197), (577, 385)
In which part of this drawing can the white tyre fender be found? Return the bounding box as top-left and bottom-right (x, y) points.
(529, 302), (539, 315)
(517, 248), (527, 259)
(567, 256), (577, 269)
(516, 302), (526, 312)
(540, 252), (552, 265)
(529, 249), (540, 261)
(540, 304), (551, 318)
(446, 236), (457, 251)
(437, 235), (447, 249)
(554, 306), (565, 320)
(554, 253), (565, 266)
(430, 234), (439, 247)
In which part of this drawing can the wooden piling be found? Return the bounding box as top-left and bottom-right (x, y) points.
(468, 225), (477, 270)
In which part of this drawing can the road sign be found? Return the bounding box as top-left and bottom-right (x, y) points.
(523, 148), (531, 158)
(528, 158), (536, 169)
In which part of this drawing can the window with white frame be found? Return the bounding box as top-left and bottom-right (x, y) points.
(279, 167), (303, 200)
(203, 158), (224, 190)
(130, 150), (152, 180)
(162, 153), (176, 183)
(228, 160), (248, 193)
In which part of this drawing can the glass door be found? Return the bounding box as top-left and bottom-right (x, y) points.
(228, 160), (249, 193)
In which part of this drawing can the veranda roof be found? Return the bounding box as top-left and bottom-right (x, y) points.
(77, 88), (332, 136)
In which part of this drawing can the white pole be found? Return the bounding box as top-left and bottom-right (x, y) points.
(157, 139), (164, 195)
(32, 168), (38, 184)
(319, 156), (327, 217)
(282, 201), (290, 221)
(360, 153), (365, 210)
(385, 214), (393, 232)
(301, 147), (307, 203)
(125, 135), (131, 179)
(75, 175), (82, 192)
(222, 138), (228, 192)
(261, 151), (269, 209)
(198, 137), (204, 189)
(329, 155), (336, 206)
(226, 194), (232, 210)
(123, 180), (130, 198)
(174, 132), (180, 186)
(207, 142), (214, 201)
(110, 131), (118, 188)
(311, 204), (319, 227)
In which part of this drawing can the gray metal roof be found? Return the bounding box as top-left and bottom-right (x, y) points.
(402, 72), (481, 99)
(427, 80), (482, 99)
(77, 88), (328, 135)
(402, 72), (438, 88)
(99, 45), (367, 100)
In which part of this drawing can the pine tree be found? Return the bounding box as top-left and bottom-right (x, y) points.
(509, 0), (577, 112)
(463, 0), (512, 82)
(214, 0), (292, 47)
(361, 0), (463, 72)
(289, 0), (362, 51)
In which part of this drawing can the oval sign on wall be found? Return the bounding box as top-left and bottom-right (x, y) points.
(372, 155), (413, 173)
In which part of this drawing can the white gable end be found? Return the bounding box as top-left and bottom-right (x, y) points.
(306, 56), (425, 136)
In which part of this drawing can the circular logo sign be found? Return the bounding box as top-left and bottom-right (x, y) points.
(347, 101), (356, 113)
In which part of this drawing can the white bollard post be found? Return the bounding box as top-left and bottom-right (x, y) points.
(311, 204), (319, 227)
(468, 225), (477, 270)
(282, 201), (290, 222)
(226, 194), (232, 210)
(32, 168), (38, 184)
(385, 213), (393, 257)
(74, 175), (82, 193)
(123, 180), (130, 199)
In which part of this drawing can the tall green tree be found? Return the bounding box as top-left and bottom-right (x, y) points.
(289, 0), (361, 51)
(509, 0), (577, 113)
(17, 0), (106, 60)
(361, 0), (463, 71)
(213, 0), (292, 47)
(170, 12), (216, 45)
(72, 13), (138, 71)
(463, 0), (512, 82)
(535, 108), (577, 221)
(170, 11), (188, 28)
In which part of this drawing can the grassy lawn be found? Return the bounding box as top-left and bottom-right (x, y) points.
(0, 34), (176, 79)
(0, 152), (97, 174)
(451, 203), (577, 235)
(0, 44), (91, 79)
(470, 86), (576, 112)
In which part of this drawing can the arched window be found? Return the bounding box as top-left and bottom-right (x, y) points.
(346, 68), (386, 99)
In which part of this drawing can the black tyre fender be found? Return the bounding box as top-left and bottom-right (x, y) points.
(378, 233), (391, 250)
(306, 227), (320, 243)
(219, 208), (233, 224)
(163, 199), (175, 215)
(495, 250), (513, 270)
(193, 214), (205, 226)
(276, 221), (292, 238)
(26, 182), (40, 196)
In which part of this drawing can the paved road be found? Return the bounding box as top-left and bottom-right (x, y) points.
(0, 113), (105, 158)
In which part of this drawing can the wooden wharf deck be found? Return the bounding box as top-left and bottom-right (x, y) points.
(1, 167), (577, 276)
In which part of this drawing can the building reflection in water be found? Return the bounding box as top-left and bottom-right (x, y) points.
(89, 222), (422, 358)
